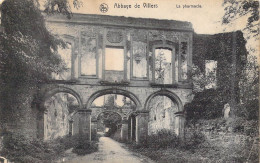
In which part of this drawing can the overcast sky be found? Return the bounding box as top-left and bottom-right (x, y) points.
(67, 0), (247, 34)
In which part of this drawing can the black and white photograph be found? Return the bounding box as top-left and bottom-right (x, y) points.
(0, 0), (259, 162)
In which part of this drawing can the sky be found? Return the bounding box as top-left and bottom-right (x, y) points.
(66, 0), (248, 34)
(67, 0), (257, 58)
(0, 0), (250, 35)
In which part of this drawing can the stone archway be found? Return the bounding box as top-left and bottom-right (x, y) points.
(144, 90), (185, 138)
(94, 111), (123, 138)
(41, 86), (83, 109)
(86, 90), (140, 142)
(86, 88), (141, 110)
(144, 89), (183, 111)
(38, 86), (83, 140)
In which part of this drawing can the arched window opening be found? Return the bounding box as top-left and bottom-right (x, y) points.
(148, 95), (179, 135)
(43, 92), (79, 140)
(96, 111), (122, 137)
(89, 93), (136, 141)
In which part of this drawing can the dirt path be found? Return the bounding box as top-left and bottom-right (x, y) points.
(61, 137), (155, 163)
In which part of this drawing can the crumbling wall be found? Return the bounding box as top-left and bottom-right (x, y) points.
(148, 96), (179, 135)
(44, 93), (70, 140)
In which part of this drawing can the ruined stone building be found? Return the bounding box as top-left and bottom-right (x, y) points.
(1, 13), (247, 143)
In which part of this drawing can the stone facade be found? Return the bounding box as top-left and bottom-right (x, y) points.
(38, 14), (194, 143)
(0, 13), (248, 145)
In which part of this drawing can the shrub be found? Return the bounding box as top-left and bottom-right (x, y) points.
(147, 130), (180, 149)
(226, 117), (259, 136)
(1, 132), (56, 162)
(182, 130), (206, 150)
(0, 132), (99, 162)
(185, 89), (225, 123)
(133, 129), (180, 149)
(72, 134), (98, 155)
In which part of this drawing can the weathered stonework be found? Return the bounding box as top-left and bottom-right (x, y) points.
(44, 93), (70, 140)
(148, 96), (178, 135)
(40, 14), (193, 142)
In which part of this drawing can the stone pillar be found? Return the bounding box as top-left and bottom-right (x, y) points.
(121, 120), (128, 141)
(78, 109), (92, 141)
(130, 117), (133, 141)
(69, 119), (74, 136)
(136, 110), (149, 144)
(91, 119), (98, 140)
(36, 110), (45, 140)
(174, 112), (185, 139)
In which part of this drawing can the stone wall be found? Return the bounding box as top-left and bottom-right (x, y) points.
(148, 96), (179, 135)
(45, 14), (193, 87)
(44, 93), (70, 140)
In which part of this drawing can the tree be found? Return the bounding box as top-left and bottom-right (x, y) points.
(0, 0), (81, 131)
(222, 0), (259, 38)
(44, 0), (83, 19)
(155, 49), (167, 83)
(222, 0), (259, 120)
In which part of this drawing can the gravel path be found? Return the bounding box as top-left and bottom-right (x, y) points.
(61, 137), (155, 163)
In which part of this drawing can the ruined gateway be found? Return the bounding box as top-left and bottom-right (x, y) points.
(22, 14), (245, 143)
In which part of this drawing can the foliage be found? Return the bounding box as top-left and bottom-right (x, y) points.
(98, 111), (122, 137)
(110, 129), (122, 142)
(226, 117), (258, 136)
(44, 0), (83, 19)
(72, 134), (98, 156)
(155, 49), (167, 81)
(0, 132), (99, 162)
(145, 130), (179, 149)
(185, 89), (226, 123)
(223, 0), (259, 38)
(0, 0), (66, 85)
(124, 130), (207, 162)
(0, 0), (66, 124)
(236, 54), (259, 120)
(1, 132), (62, 162)
(126, 129), (258, 163)
(132, 129), (205, 150)
(0, 0), (68, 129)
(104, 94), (116, 109)
(192, 31), (247, 111)
(181, 130), (206, 150)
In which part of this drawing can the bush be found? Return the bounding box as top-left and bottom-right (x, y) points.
(72, 134), (98, 155)
(133, 129), (180, 149)
(182, 130), (206, 150)
(226, 117), (258, 136)
(1, 132), (57, 162)
(0, 132), (99, 162)
(185, 89), (225, 122)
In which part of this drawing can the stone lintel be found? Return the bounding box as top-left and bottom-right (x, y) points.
(78, 109), (92, 113)
(135, 110), (149, 115)
(174, 111), (185, 117)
